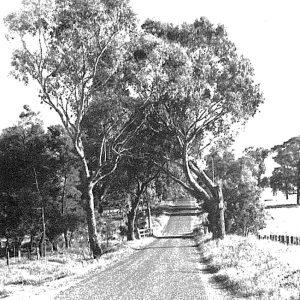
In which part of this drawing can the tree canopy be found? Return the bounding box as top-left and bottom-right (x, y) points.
(270, 136), (300, 202)
(4, 1), (265, 252)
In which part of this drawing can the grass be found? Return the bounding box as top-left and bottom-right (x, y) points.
(196, 234), (300, 299)
(261, 205), (300, 236)
(260, 189), (300, 236)
(0, 213), (169, 299)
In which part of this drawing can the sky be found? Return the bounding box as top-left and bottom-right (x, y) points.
(0, 0), (300, 157)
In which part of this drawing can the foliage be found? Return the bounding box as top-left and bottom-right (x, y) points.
(270, 136), (300, 200)
(5, 2), (264, 244)
(0, 107), (83, 245)
(205, 150), (266, 235)
(133, 18), (264, 238)
(242, 147), (269, 187)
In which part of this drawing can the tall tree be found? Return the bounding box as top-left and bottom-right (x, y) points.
(5, 0), (143, 257)
(270, 137), (300, 202)
(133, 19), (264, 238)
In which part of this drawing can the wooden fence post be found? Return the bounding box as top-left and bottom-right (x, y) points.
(6, 248), (10, 267)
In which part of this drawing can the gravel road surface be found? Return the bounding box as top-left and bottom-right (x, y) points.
(55, 199), (208, 300)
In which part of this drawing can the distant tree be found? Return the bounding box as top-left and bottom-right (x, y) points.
(242, 147), (269, 187)
(270, 137), (300, 203)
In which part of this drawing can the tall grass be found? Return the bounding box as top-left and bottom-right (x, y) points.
(197, 234), (300, 299)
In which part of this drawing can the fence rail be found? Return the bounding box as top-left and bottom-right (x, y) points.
(138, 228), (153, 238)
(258, 234), (300, 245)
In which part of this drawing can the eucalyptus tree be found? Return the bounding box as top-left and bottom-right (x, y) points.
(5, 0), (142, 257)
(242, 147), (269, 187)
(270, 137), (300, 203)
(205, 150), (265, 235)
(130, 19), (264, 238)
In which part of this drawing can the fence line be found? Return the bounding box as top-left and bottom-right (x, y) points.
(258, 234), (300, 245)
(138, 228), (153, 238)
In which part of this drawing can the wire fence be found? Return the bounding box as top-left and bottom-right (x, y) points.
(258, 234), (300, 245)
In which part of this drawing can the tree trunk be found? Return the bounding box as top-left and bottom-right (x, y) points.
(147, 201), (152, 229)
(217, 183), (226, 239)
(126, 196), (141, 241)
(83, 181), (102, 258)
(226, 218), (233, 233)
(68, 231), (74, 248)
(284, 178), (289, 199)
(61, 173), (67, 214)
(39, 233), (46, 257)
(126, 185), (144, 241)
(6, 247), (10, 266)
(297, 160), (300, 205)
(206, 202), (219, 239)
(51, 238), (58, 252)
(127, 209), (137, 241)
(63, 230), (69, 249)
(28, 235), (33, 260)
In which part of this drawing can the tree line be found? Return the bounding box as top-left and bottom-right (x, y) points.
(4, 0), (265, 258)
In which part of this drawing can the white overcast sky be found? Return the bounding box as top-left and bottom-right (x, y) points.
(0, 0), (299, 155)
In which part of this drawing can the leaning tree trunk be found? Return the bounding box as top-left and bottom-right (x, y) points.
(82, 181), (102, 258)
(186, 159), (226, 239)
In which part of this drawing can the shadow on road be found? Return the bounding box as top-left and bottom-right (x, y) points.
(265, 203), (300, 209)
(157, 205), (202, 217)
(155, 235), (194, 239)
(136, 244), (198, 250)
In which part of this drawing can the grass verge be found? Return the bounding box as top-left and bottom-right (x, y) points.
(0, 213), (169, 299)
(196, 234), (300, 300)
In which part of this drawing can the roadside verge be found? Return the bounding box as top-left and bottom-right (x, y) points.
(195, 234), (300, 300)
(1, 213), (170, 300)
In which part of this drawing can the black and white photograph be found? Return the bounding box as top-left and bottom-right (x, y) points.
(0, 0), (300, 299)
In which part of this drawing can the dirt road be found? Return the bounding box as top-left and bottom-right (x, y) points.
(55, 200), (208, 300)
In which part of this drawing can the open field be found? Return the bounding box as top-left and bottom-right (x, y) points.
(260, 190), (300, 236)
